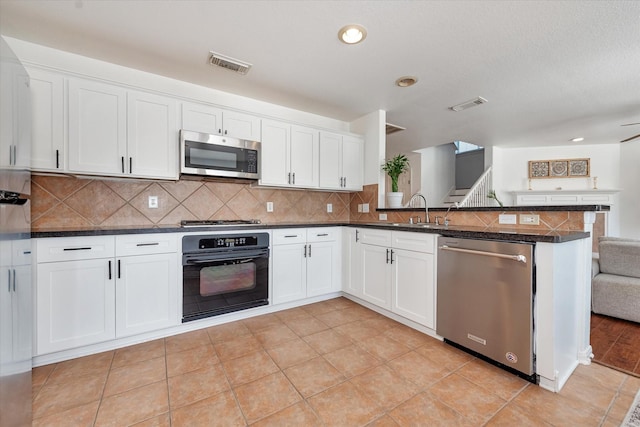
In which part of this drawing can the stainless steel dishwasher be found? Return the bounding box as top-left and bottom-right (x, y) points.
(436, 236), (536, 382)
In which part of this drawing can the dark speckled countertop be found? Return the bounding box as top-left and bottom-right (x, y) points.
(31, 221), (589, 243)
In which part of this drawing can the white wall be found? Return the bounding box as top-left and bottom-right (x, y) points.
(492, 144), (622, 234)
(417, 144), (456, 207)
(620, 142), (640, 238)
(351, 110), (386, 206)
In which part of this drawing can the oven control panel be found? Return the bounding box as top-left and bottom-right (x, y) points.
(183, 232), (269, 254)
(200, 236), (258, 249)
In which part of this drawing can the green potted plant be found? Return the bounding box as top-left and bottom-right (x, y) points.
(382, 154), (410, 208)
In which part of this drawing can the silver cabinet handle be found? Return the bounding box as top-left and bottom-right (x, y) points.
(121, 156), (125, 173)
(308, 244), (311, 257)
(129, 157), (133, 174)
(386, 248), (390, 264)
(439, 245), (527, 263)
(136, 242), (159, 246)
(292, 172), (295, 185)
(7, 270), (10, 292)
(343, 177), (347, 187)
(117, 259), (121, 279)
(284, 235), (298, 238)
(56, 149), (60, 169)
(304, 244), (307, 258)
(108, 260), (112, 280)
(288, 172), (291, 184)
(63, 247), (91, 251)
(317, 233), (329, 237)
(355, 230), (359, 242)
(390, 249), (394, 264)
(12, 269), (16, 292)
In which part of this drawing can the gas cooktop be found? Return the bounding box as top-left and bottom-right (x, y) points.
(180, 219), (262, 228)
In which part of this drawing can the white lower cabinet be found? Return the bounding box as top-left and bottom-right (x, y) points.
(272, 228), (340, 305)
(36, 258), (116, 354)
(114, 235), (178, 337)
(35, 234), (179, 355)
(345, 228), (436, 328)
(342, 228), (363, 298)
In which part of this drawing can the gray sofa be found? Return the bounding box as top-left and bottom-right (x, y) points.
(592, 236), (640, 323)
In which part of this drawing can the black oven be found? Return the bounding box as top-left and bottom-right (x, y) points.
(182, 233), (269, 322)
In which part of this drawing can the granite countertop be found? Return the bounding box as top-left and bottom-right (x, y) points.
(377, 204), (611, 212)
(31, 221), (589, 243)
(351, 223), (589, 243)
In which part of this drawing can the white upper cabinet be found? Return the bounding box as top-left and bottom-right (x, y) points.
(68, 78), (127, 176)
(127, 91), (178, 179)
(290, 125), (319, 188)
(181, 102), (261, 141)
(260, 119), (290, 186)
(68, 78), (178, 179)
(319, 131), (363, 191)
(260, 120), (319, 188)
(28, 68), (64, 172)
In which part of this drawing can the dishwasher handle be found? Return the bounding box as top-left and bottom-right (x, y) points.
(439, 245), (527, 263)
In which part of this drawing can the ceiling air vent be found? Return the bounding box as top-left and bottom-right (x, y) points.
(386, 123), (406, 135)
(208, 51), (252, 75)
(449, 96), (488, 112)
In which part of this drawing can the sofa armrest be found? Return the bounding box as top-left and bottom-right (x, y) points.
(592, 254), (600, 278)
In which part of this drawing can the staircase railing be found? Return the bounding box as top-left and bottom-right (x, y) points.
(458, 166), (493, 207)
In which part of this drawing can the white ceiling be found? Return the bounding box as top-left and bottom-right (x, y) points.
(1, 0), (639, 154)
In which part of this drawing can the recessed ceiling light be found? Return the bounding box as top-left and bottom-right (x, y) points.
(338, 24), (367, 44)
(395, 76), (418, 87)
(570, 137), (585, 142)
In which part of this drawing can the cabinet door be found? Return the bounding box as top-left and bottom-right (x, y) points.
(290, 125), (319, 188)
(222, 110), (261, 141)
(181, 102), (222, 135)
(361, 244), (392, 309)
(259, 119), (290, 186)
(342, 228), (363, 298)
(319, 131), (342, 190)
(392, 249), (435, 328)
(127, 91), (178, 179)
(341, 135), (363, 191)
(272, 243), (306, 304)
(36, 259), (115, 354)
(116, 253), (178, 337)
(28, 68), (64, 171)
(68, 78), (127, 175)
(307, 240), (339, 297)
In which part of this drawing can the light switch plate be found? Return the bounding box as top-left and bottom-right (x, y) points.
(498, 214), (517, 224)
(327, 203), (332, 213)
(148, 196), (158, 209)
(379, 213), (387, 220)
(362, 203), (369, 213)
(358, 204), (363, 213)
(266, 202), (274, 212)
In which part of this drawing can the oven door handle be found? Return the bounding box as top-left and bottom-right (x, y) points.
(184, 249), (269, 265)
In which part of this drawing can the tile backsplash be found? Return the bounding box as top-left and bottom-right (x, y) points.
(31, 175), (352, 230)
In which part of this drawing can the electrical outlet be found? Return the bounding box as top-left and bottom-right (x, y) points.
(327, 203), (333, 213)
(362, 203), (369, 213)
(266, 202), (274, 212)
(358, 204), (363, 213)
(519, 214), (540, 225)
(499, 214), (517, 225)
(379, 213), (387, 220)
(148, 196), (158, 209)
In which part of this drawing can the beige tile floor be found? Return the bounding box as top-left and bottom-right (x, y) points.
(32, 297), (640, 426)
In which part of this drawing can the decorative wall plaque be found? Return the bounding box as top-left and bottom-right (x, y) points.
(528, 158), (590, 179)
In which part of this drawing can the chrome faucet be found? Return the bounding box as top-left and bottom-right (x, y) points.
(409, 193), (429, 224)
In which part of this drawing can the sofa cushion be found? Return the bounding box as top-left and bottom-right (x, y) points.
(598, 240), (640, 278)
(592, 273), (640, 323)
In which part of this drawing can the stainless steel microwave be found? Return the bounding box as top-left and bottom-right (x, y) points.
(180, 130), (260, 179)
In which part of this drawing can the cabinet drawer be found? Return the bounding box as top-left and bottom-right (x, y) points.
(392, 231), (436, 253)
(359, 228), (392, 247)
(273, 229), (306, 245)
(307, 227), (338, 242)
(36, 236), (115, 262)
(115, 234), (178, 256)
